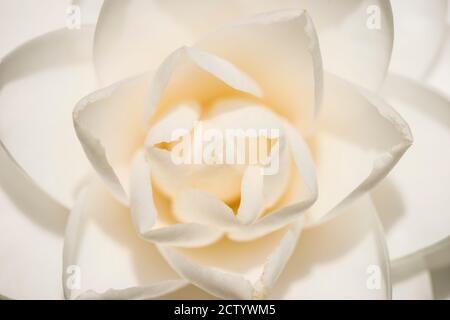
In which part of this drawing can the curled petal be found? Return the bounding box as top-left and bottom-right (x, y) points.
(63, 178), (188, 300)
(145, 46), (262, 124)
(271, 196), (391, 299)
(129, 150), (223, 248)
(0, 28), (97, 207)
(158, 223), (302, 300)
(307, 72), (413, 226)
(390, 0), (448, 80)
(73, 73), (152, 204)
(375, 74), (450, 259)
(0, 146), (67, 299)
(196, 9), (323, 133)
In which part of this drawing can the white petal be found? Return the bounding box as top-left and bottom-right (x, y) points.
(227, 121), (318, 241)
(63, 178), (187, 299)
(391, 236), (450, 299)
(307, 73), (412, 226)
(73, 73), (152, 205)
(158, 223), (302, 299)
(196, 9), (322, 134)
(129, 150), (223, 248)
(0, 146), (67, 299)
(158, 246), (254, 300)
(145, 103), (200, 146)
(270, 196), (391, 299)
(172, 189), (238, 229)
(94, 0), (390, 91)
(389, 0), (448, 80)
(426, 30), (450, 97)
(293, 0), (393, 90)
(0, 28), (97, 208)
(376, 74), (450, 259)
(71, 0), (104, 26)
(0, 0), (68, 58)
(236, 166), (264, 224)
(145, 46), (262, 124)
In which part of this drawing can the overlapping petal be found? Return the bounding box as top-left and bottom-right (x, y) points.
(0, 146), (67, 299)
(0, 28), (97, 208)
(63, 178), (188, 299)
(374, 74), (450, 259)
(270, 196), (391, 299)
(306, 73), (412, 226)
(94, 0), (393, 91)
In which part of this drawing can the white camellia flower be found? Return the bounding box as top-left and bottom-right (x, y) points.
(0, 0), (449, 300)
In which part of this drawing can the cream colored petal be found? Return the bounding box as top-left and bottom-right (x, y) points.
(0, 1), (68, 58)
(158, 223), (302, 300)
(63, 178), (188, 300)
(236, 166), (264, 224)
(129, 150), (224, 248)
(145, 103), (200, 146)
(390, 0), (448, 80)
(196, 9), (322, 134)
(391, 236), (450, 299)
(0, 146), (67, 299)
(73, 73), (152, 204)
(158, 246), (254, 300)
(426, 29), (450, 97)
(95, 0), (390, 103)
(270, 196), (391, 299)
(145, 46), (262, 124)
(0, 28), (97, 208)
(227, 121), (317, 241)
(306, 73), (412, 226)
(71, 0), (104, 26)
(375, 74), (450, 259)
(172, 189), (238, 229)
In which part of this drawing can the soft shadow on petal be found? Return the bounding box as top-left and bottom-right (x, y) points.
(129, 150), (224, 248)
(376, 74), (450, 259)
(306, 72), (412, 226)
(158, 222), (303, 299)
(0, 28), (97, 208)
(293, 0), (394, 91)
(73, 73), (153, 205)
(71, 0), (104, 26)
(270, 196), (390, 299)
(426, 28), (450, 98)
(196, 9), (323, 134)
(389, 0), (448, 80)
(0, 146), (67, 299)
(391, 236), (450, 300)
(63, 177), (188, 300)
(145, 46), (262, 125)
(94, 0), (391, 91)
(0, 1), (68, 58)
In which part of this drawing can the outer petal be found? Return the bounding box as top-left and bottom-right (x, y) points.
(71, 0), (104, 26)
(0, 146), (67, 299)
(389, 0), (448, 80)
(307, 72), (412, 226)
(391, 236), (450, 299)
(375, 74), (450, 259)
(94, 0), (392, 91)
(0, 0), (69, 58)
(63, 177), (188, 299)
(73, 73), (152, 204)
(0, 28), (97, 208)
(270, 196), (391, 299)
(144, 46), (262, 125)
(426, 28), (450, 98)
